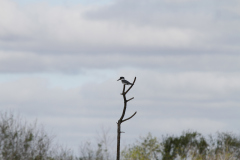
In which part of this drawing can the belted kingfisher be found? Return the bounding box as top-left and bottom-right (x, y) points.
(117, 77), (132, 85)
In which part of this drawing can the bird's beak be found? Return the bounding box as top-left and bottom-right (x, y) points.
(117, 78), (120, 81)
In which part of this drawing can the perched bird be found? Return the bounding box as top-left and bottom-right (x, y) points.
(117, 77), (132, 85)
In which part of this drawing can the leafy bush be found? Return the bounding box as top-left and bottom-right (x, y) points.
(121, 133), (161, 160)
(0, 111), (76, 160)
(2, 111), (240, 160)
(121, 131), (240, 160)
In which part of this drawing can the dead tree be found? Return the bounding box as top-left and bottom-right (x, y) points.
(116, 77), (137, 160)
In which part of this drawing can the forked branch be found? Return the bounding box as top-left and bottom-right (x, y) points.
(125, 77), (136, 95)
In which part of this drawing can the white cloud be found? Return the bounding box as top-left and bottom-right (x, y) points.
(2, 50), (240, 72)
(2, 0), (192, 52)
(1, 69), (240, 152)
(141, 118), (226, 134)
(1, 0), (240, 154)
(1, 0), (239, 56)
(0, 0), (239, 74)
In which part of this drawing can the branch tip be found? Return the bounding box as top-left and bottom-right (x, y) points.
(122, 111), (137, 123)
(127, 97), (134, 102)
(125, 77), (136, 95)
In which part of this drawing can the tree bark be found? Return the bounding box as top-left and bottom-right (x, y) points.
(116, 121), (121, 160)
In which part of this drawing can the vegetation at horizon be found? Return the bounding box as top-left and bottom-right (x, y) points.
(1, 111), (240, 160)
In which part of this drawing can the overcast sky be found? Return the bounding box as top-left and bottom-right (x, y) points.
(1, 0), (240, 155)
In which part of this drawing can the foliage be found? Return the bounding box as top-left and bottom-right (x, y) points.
(161, 131), (208, 160)
(206, 132), (240, 160)
(121, 133), (161, 160)
(2, 111), (240, 160)
(121, 131), (240, 160)
(0, 111), (76, 160)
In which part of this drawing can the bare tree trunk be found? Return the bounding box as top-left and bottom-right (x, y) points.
(116, 77), (137, 160)
(117, 122), (121, 160)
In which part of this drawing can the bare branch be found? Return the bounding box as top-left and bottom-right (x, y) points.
(125, 77), (136, 95)
(119, 102), (127, 121)
(122, 112), (137, 123)
(122, 84), (125, 95)
(127, 97), (134, 102)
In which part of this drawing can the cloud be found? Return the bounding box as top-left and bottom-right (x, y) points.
(141, 118), (226, 134)
(1, 0), (239, 55)
(0, 0), (240, 73)
(1, 69), (240, 151)
(85, 0), (240, 51)
(2, 50), (240, 72)
(1, 0), (240, 153)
